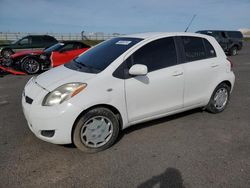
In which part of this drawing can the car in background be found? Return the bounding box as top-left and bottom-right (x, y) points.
(196, 30), (243, 56)
(0, 35), (58, 58)
(22, 32), (235, 152)
(0, 41), (90, 74)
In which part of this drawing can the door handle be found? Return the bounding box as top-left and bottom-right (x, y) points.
(172, 71), (183, 76)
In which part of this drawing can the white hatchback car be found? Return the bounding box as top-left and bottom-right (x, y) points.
(22, 32), (235, 152)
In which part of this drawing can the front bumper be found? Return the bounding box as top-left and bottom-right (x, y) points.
(22, 78), (82, 144)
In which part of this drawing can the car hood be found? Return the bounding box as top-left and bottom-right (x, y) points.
(35, 65), (96, 91)
(11, 50), (43, 59)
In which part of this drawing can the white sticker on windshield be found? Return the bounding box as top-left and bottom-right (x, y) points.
(116, 40), (132, 45)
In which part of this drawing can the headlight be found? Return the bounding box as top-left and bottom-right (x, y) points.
(42, 83), (87, 106)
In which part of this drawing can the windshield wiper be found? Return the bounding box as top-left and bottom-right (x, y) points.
(73, 59), (101, 73)
(73, 59), (86, 68)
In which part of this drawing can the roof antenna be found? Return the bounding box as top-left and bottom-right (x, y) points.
(185, 14), (196, 32)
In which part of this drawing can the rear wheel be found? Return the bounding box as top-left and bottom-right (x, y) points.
(229, 46), (237, 56)
(22, 57), (40, 74)
(73, 108), (120, 152)
(206, 83), (230, 113)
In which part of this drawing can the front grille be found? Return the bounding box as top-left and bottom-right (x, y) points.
(25, 96), (33, 104)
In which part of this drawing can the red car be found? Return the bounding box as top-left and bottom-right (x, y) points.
(0, 41), (90, 75)
(50, 44), (89, 67)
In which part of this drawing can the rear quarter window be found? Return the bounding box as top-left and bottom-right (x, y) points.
(203, 39), (216, 58)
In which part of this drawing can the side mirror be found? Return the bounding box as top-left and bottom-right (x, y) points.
(129, 64), (148, 76)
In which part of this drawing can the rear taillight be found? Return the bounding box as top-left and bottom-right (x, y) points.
(227, 58), (233, 71)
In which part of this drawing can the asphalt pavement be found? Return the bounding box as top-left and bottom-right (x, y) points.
(0, 43), (250, 188)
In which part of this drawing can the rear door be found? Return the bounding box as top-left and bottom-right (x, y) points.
(179, 36), (219, 107)
(125, 37), (184, 122)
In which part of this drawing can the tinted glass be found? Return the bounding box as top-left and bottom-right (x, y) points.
(66, 37), (143, 72)
(32, 36), (43, 44)
(182, 36), (206, 62)
(60, 43), (75, 51)
(19, 37), (30, 45)
(203, 39), (216, 58)
(44, 36), (57, 42)
(227, 31), (243, 38)
(127, 37), (177, 72)
(79, 43), (90, 48)
(44, 43), (64, 53)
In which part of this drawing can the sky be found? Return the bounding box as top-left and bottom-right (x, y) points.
(0, 0), (249, 34)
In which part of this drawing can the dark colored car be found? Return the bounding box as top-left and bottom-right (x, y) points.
(196, 30), (243, 56)
(0, 41), (90, 74)
(0, 35), (58, 58)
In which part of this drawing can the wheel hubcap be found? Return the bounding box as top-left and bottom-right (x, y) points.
(233, 49), (237, 55)
(24, 59), (39, 73)
(80, 116), (113, 148)
(214, 88), (228, 110)
(3, 51), (11, 58)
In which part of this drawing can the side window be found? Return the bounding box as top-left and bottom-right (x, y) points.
(60, 43), (75, 51)
(19, 37), (30, 45)
(203, 39), (216, 58)
(32, 36), (42, 45)
(74, 43), (83, 49)
(182, 36), (206, 62)
(128, 37), (177, 72)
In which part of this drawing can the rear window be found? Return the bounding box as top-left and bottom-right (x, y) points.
(43, 36), (58, 42)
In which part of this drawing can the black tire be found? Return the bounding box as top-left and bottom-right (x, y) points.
(21, 57), (40, 74)
(229, 46), (237, 56)
(73, 108), (120, 153)
(206, 83), (231, 113)
(1, 48), (14, 58)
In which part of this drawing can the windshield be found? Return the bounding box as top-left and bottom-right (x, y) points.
(44, 43), (64, 53)
(12, 38), (22, 44)
(65, 37), (143, 73)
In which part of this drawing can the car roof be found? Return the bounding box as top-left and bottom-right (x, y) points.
(122, 32), (209, 39)
(197, 30), (242, 33)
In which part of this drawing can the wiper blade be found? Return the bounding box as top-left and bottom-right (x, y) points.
(72, 59), (101, 73)
(73, 59), (86, 68)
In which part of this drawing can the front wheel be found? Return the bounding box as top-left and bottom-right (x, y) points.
(73, 108), (120, 152)
(21, 57), (40, 74)
(206, 83), (230, 113)
(1, 48), (14, 58)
